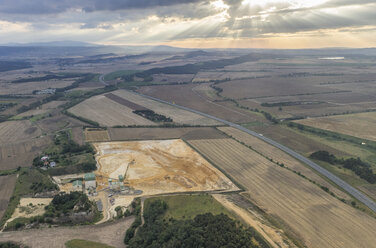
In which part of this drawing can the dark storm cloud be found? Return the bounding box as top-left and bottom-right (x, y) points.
(0, 0), (78, 14)
(84, 0), (204, 12)
(0, 0), (205, 14)
(0, 0), (375, 44)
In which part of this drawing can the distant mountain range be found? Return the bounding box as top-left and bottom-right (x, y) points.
(3, 40), (100, 47)
(0, 40), (375, 57)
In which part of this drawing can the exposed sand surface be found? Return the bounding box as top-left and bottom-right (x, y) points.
(93, 139), (238, 195)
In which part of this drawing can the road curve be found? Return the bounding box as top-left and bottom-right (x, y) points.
(99, 74), (109, 86)
(128, 89), (376, 213)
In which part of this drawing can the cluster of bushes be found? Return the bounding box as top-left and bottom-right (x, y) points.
(63, 111), (100, 127)
(30, 181), (58, 193)
(45, 192), (92, 217)
(126, 199), (270, 248)
(48, 162), (96, 176)
(0, 242), (26, 248)
(124, 198), (142, 244)
(6, 192), (96, 231)
(0, 115), (11, 123)
(0, 102), (17, 112)
(310, 151), (376, 183)
(133, 110), (173, 123)
(61, 140), (94, 154)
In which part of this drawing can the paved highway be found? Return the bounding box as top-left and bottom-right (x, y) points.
(129, 90), (376, 213)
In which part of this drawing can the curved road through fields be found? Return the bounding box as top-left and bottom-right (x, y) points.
(127, 89), (376, 213)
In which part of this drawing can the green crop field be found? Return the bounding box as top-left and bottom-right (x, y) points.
(65, 239), (114, 248)
(145, 194), (234, 221)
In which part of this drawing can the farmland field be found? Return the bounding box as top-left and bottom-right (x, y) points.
(0, 120), (42, 143)
(0, 136), (52, 170)
(0, 79), (75, 95)
(188, 138), (376, 248)
(137, 84), (259, 123)
(112, 90), (221, 125)
(294, 112), (376, 141)
(68, 95), (155, 127)
(107, 127), (226, 141)
(84, 129), (110, 142)
(71, 127), (84, 145)
(0, 175), (17, 220)
(218, 127), (351, 200)
(250, 124), (376, 200)
(93, 140), (238, 195)
(218, 76), (338, 99)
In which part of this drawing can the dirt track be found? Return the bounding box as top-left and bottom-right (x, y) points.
(0, 216), (135, 248)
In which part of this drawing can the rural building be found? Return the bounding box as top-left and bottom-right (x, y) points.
(72, 180), (82, 191)
(84, 173), (96, 190)
(118, 175), (124, 182)
(41, 156), (49, 161)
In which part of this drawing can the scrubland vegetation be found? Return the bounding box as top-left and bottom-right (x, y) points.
(126, 196), (270, 248)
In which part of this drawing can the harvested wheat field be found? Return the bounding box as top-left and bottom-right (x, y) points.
(188, 138), (376, 248)
(84, 129), (110, 142)
(68, 95), (155, 127)
(295, 112), (376, 141)
(0, 120), (41, 143)
(0, 175), (17, 220)
(0, 136), (52, 170)
(93, 140), (237, 195)
(218, 127), (351, 200)
(112, 90), (220, 126)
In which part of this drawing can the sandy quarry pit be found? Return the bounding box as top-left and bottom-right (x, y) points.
(93, 139), (238, 196)
(4, 198), (53, 228)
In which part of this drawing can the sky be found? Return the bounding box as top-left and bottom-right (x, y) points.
(0, 0), (375, 48)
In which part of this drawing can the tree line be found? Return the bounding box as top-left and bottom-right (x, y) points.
(310, 151), (376, 183)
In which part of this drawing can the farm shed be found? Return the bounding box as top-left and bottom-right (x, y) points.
(84, 173), (96, 190)
(72, 180), (82, 191)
